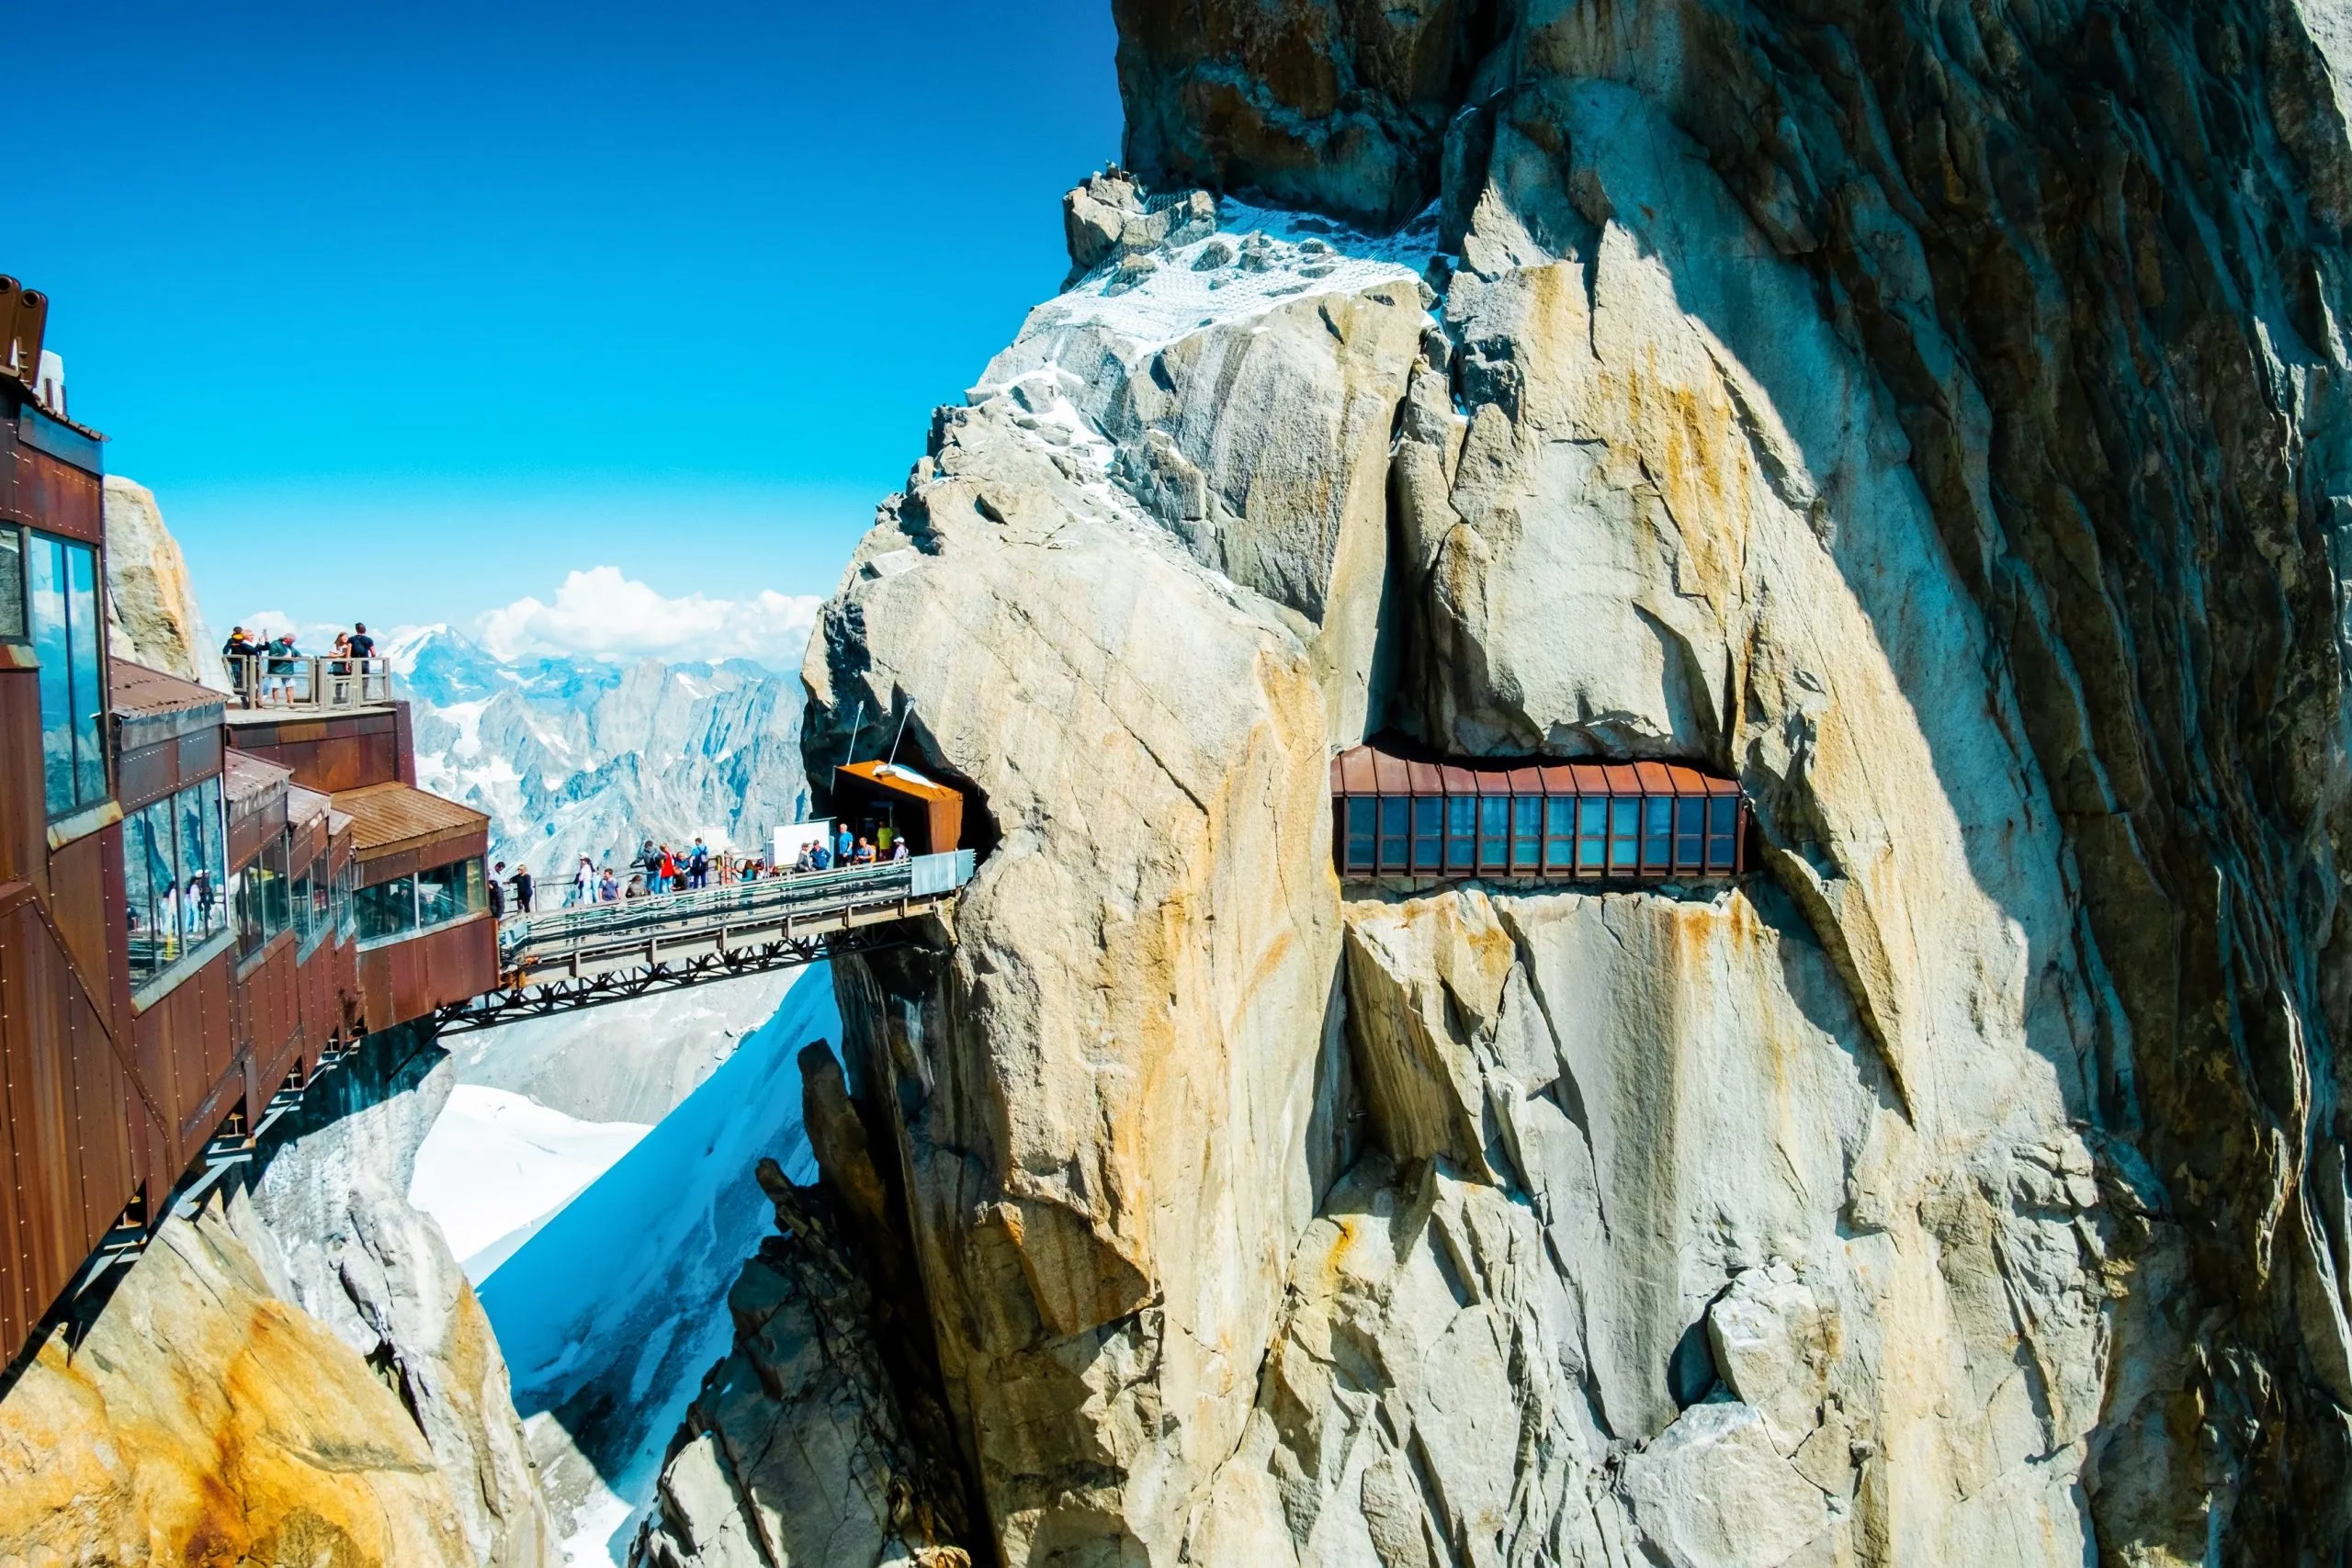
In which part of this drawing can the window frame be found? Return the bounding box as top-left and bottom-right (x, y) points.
(28, 529), (110, 819)
(0, 523), (24, 644)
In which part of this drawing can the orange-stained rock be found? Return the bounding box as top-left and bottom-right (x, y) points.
(0, 1194), (477, 1566)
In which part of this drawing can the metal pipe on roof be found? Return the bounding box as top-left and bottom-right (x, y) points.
(7, 285), (47, 387)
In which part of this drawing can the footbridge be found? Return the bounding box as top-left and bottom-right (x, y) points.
(434, 850), (975, 1033)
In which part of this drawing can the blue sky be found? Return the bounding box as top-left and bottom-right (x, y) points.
(14, 1), (1121, 649)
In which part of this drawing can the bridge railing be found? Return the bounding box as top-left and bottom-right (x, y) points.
(498, 849), (975, 964)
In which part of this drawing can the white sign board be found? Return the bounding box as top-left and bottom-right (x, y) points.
(774, 819), (832, 867)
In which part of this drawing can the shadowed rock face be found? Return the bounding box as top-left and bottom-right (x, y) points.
(1107, 0), (2352, 1555)
(628, 2), (2352, 1563)
(1114, 0), (1507, 230)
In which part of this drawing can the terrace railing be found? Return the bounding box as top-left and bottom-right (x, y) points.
(229, 654), (394, 711)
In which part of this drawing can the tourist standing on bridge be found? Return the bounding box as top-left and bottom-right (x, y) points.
(890, 837), (910, 863)
(689, 838), (710, 889)
(835, 822), (855, 863)
(599, 865), (618, 902)
(347, 623), (376, 660)
(510, 863), (535, 914)
(571, 856), (594, 907)
(623, 872), (648, 900)
(488, 862), (507, 921)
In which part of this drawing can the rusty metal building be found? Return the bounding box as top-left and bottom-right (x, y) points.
(0, 275), (497, 1367)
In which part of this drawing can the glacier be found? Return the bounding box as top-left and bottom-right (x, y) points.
(458, 965), (840, 1567)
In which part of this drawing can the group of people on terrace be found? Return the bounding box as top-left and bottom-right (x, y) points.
(486, 817), (911, 924)
(220, 620), (378, 706)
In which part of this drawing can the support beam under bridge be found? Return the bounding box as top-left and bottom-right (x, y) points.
(434, 851), (973, 1034)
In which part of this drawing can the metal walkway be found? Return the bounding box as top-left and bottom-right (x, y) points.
(434, 850), (975, 1033)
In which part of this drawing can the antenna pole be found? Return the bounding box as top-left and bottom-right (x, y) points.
(887, 700), (914, 769)
(842, 701), (865, 765)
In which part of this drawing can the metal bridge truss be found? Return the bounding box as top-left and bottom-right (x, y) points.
(433, 923), (921, 1033)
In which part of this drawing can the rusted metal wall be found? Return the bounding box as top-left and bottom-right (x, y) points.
(0, 890), (142, 1357)
(130, 952), (232, 1180)
(1, 436), (102, 546)
(228, 712), (401, 794)
(357, 914), (496, 1034)
(229, 933), (299, 1106)
(356, 828), (490, 889)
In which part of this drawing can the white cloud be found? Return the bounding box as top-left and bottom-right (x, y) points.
(232, 609), (351, 649)
(474, 567), (821, 666)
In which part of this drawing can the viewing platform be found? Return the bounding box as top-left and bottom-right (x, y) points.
(224, 653), (396, 715)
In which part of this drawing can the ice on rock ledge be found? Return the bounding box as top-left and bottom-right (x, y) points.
(978, 197), (1445, 392)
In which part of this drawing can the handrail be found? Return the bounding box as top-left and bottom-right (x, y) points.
(228, 654), (395, 711)
(498, 849), (974, 964)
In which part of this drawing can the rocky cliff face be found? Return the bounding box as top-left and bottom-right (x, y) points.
(0, 1030), (551, 1567)
(103, 474), (227, 689)
(652, 1), (2352, 1562)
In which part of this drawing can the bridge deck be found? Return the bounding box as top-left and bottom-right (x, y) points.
(436, 850), (973, 1032)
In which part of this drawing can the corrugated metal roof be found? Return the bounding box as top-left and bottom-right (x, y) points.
(1329, 743), (1736, 797)
(333, 781), (487, 862)
(288, 783), (332, 827)
(110, 658), (223, 718)
(223, 747), (292, 807)
(836, 760), (961, 805)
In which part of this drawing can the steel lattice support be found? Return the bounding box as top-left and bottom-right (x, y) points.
(432, 924), (922, 1033)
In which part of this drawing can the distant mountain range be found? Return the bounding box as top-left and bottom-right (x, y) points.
(386, 626), (810, 882)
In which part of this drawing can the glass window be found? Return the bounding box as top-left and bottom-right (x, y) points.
(66, 542), (105, 807)
(126, 799), (172, 985)
(1478, 797), (1510, 871)
(0, 525), (22, 641)
(129, 777), (229, 991)
(416, 860), (464, 930)
(462, 857), (487, 916)
(1411, 798), (1442, 871)
(262, 834), (290, 934)
(1643, 796), (1673, 872)
(357, 874), (417, 942)
(1577, 798), (1606, 874)
(1544, 798), (1576, 871)
(1706, 797), (1739, 872)
(1344, 798), (1375, 873)
(1445, 797), (1476, 871)
(181, 777), (227, 945)
(1377, 797), (1409, 872)
(334, 857), (357, 942)
(1674, 799), (1705, 871)
(1512, 797), (1542, 872)
(1609, 799), (1639, 874)
(237, 833), (293, 959)
(28, 532), (107, 818)
(294, 851), (334, 956)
